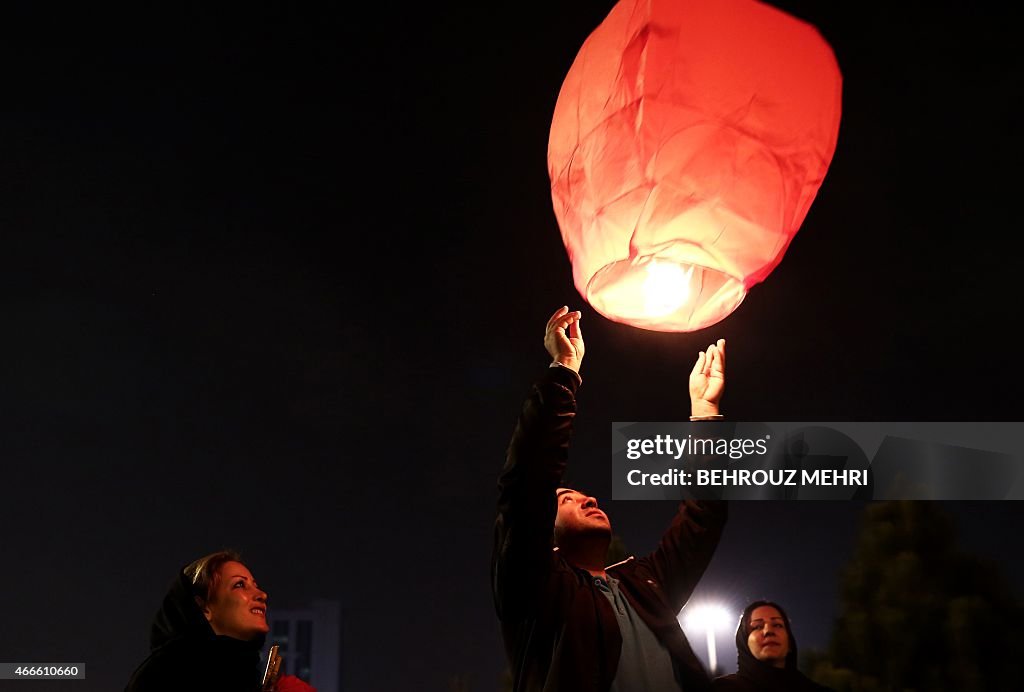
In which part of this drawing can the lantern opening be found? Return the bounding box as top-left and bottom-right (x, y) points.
(587, 253), (745, 332)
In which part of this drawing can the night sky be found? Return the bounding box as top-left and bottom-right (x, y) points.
(3, 2), (1023, 691)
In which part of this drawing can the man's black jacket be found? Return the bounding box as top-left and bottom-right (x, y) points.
(492, 365), (727, 691)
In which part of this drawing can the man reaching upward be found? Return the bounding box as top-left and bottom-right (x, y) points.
(493, 306), (727, 692)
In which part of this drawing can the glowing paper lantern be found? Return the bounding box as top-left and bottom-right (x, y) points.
(548, 0), (841, 331)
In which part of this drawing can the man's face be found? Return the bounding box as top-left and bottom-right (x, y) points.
(746, 605), (789, 668)
(554, 488), (612, 544)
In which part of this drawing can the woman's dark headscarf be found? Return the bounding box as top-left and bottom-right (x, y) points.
(736, 600), (799, 672)
(124, 562), (266, 692)
(728, 600), (831, 692)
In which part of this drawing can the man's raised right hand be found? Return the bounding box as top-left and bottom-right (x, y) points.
(544, 306), (585, 374)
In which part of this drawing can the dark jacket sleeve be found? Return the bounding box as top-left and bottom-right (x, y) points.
(492, 365), (580, 620)
(638, 499), (727, 612)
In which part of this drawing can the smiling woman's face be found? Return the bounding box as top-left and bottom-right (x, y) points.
(746, 605), (789, 668)
(202, 561), (270, 641)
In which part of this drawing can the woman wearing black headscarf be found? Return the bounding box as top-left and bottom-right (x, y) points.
(124, 550), (314, 692)
(711, 600), (833, 692)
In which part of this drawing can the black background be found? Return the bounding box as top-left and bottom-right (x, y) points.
(2, 2), (1022, 690)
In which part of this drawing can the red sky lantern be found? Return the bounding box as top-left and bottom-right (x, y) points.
(548, 0), (842, 332)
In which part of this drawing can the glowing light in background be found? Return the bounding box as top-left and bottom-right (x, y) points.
(681, 602), (733, 674)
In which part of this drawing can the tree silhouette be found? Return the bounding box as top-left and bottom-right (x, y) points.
(808, 502), (1023, 691)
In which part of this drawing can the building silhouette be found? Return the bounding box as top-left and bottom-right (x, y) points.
(263, 599), (341, 692)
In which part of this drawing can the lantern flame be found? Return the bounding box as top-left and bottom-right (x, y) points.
(586, 255), (743, 332)
(642, 260), (693, 317)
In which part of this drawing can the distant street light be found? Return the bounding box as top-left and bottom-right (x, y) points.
(682, 603), (733, 675)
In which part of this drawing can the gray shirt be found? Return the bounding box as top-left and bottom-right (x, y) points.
(595, 575), (682, 692)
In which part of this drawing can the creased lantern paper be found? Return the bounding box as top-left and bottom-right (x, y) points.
(548, 0), (842, 331)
